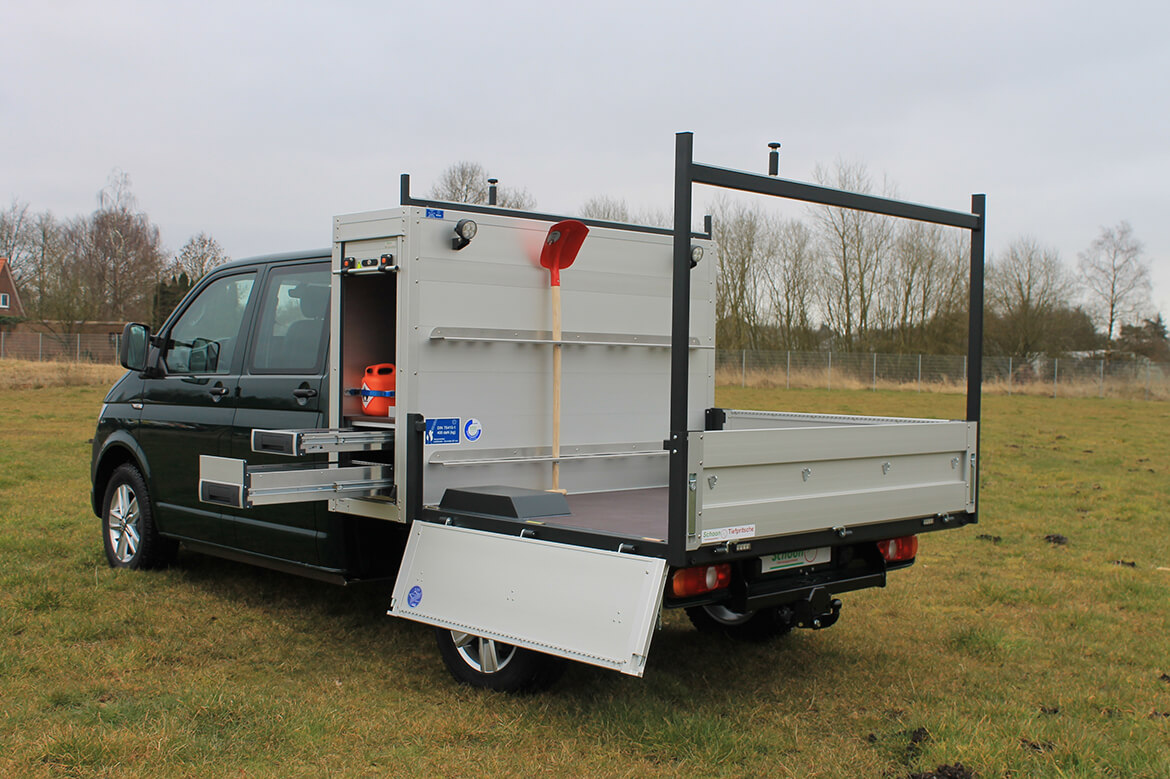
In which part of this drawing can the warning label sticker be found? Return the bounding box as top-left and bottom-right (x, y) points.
(425, 417), (460, 445)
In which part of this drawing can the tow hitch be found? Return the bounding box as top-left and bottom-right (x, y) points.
(788, 587), (842, 630)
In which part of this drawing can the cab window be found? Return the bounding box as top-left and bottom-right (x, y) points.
(249, 265), (330, 374)
(165, 273), (256, 374)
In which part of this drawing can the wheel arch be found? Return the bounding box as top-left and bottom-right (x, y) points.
(91, 436), (150, 518)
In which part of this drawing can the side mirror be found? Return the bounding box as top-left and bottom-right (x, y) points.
(187, 337), (220, 373)
(119, 323), (151, 372)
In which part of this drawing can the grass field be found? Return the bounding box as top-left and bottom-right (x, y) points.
(1, 374), (1168, 777)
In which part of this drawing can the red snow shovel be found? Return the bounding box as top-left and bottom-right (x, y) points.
(539, 220), (589, 492)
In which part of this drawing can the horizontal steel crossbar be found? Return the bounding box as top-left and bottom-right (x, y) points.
(690, 163), (981, 230)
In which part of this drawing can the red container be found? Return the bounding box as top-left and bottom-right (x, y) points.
(361, 363), (396, 416)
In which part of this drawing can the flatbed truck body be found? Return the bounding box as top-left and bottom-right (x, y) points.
(94, 134), (986, 690)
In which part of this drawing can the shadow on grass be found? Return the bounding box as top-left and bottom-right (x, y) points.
(141, 545), (915, 774)
(165, 545), (875, 700)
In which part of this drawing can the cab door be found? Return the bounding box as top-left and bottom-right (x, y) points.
(138, 270), (258, 545)
(227, 261), (330, 565)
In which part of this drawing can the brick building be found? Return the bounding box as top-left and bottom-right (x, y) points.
(0, 258), (26, 320)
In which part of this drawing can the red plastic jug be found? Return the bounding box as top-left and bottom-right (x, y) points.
(361, 363), (396, 415)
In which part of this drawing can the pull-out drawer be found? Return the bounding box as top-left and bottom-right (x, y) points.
(250, 426), (395, 457)
(199, 455), (393, 509)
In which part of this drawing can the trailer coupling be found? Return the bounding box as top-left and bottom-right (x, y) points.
(782, 587), (842, 631)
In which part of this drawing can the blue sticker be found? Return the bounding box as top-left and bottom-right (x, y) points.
(464, 418), (482, 442)
(407, 585), (422, 608)
(425, 417), (460, 444)
(425, 208), (445, 219)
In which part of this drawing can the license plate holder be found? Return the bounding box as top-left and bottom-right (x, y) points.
(760, 546), (831, 574)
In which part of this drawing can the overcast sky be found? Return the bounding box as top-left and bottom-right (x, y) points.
(3, 0), (1167, 316)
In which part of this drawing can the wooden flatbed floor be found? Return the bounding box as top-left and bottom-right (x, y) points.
(551, 487), (669, 542)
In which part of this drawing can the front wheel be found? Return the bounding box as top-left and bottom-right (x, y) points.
(434, 628), (566, 693)
(686, 603), (794, 642)
(102, 463), (177, 570)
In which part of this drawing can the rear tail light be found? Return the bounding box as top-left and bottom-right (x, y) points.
(670, 564), (732, 598)
(877, 535), (919, 562)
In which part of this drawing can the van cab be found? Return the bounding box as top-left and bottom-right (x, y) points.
(90, 250), (399, 580)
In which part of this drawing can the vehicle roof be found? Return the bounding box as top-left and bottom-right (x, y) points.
(213, 249), (332, 273)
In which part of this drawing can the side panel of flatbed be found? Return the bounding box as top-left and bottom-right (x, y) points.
(689, 419), (976, 549)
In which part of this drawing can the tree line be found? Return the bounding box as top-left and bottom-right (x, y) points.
(436, 161), (1165, 363)
(0, 172), (229, 333)
(3, 161), (1165, 364)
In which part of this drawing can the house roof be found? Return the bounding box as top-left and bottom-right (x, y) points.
(0, 257), (27, 317)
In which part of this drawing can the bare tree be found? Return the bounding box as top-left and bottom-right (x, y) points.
(579, 196), (630, 222)
(0, 199), (37, 289)
(579, 196), (671, 228)
(879, 222), (968, 351)
(1077, 221), (1151, 342)
(26, 212), (65, 320)
(764, 218), (821, 350)
(986, 236), (1074, 358)
(429, 161), (536, 209)
(811, 161), (895, 351)
(710, 197), (777, 350)
(175, 231), (230, 281)
(42, 171), (166, 328)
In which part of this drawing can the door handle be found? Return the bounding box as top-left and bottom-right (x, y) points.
(293, 388), (318, 399)
(209, 385), (229, 399)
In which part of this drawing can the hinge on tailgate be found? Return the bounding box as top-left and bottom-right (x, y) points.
(969, 452), (977, 508)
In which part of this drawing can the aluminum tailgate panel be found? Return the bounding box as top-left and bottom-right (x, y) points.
(389, 521), (668, 676)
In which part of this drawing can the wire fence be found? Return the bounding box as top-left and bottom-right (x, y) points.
(715, 349), (1170, 401)
(0, 331), (122, 364)
(1, 332), (1166, 401)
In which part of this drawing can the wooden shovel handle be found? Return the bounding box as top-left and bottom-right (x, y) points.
(552, 285), (562, 491)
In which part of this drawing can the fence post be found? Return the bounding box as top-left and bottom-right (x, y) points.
(1, 330), (4, 359)
(1053, 357), (1059, 398)
(1099, 359), (1104, 398)
(39, 333), (43, 361)
(917, 354), (922, 393)
(872, 353), (877, 391)
(741, 350), (746, 387)
(1008, 356), (1013, 396)
(786, 351), (790, 390)
(76, 333), (81, 361)
(828, 351), (832, 391)
(1147, 361), (1152, 401)
(963, 355), (967, 383)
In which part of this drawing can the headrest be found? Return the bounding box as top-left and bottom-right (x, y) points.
(292, 284), (328, 319)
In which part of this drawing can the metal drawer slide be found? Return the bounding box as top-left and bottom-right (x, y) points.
(199, 455), (393, 509)
(250, 427), (395, 457)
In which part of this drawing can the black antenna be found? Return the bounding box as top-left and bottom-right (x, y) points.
(488, 178), (499, 205)
(768, 142), (781, 176)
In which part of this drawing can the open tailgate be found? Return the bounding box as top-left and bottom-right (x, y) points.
(389, 521), (668, 676)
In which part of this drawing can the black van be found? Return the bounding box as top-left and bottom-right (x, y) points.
(90, 250), (398, 580)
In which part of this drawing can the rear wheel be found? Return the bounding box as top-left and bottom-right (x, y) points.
(435, 628), (566, 693)
(686, 603), (794, 642)
(102, 463), (177, 570)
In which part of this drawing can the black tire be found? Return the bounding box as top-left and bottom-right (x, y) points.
(434, 628), (567, 693)
(102, 463), (177, 570)
(686, 603), (794, 642)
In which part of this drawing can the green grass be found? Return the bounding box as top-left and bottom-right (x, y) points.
(1, 382), (1168, 777)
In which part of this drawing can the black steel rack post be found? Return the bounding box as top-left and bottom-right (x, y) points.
(668, 131), (986, 567)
